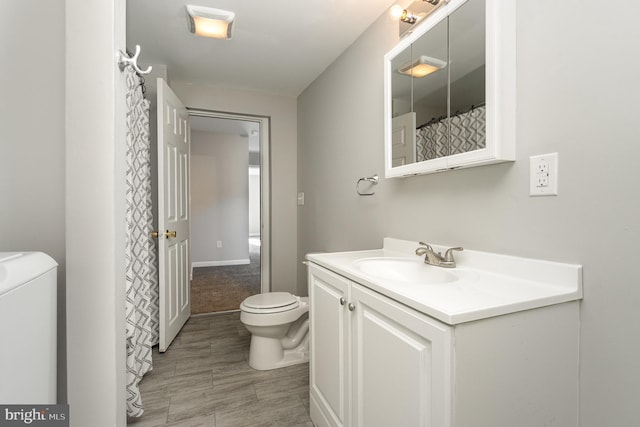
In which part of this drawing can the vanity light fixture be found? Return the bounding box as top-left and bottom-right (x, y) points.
(392, 0), (446, 37)
(399, 9), (419, 24)
(186, 5), (234, 39)
(390, 5), (419, 23)
(398, 55), (447, 78)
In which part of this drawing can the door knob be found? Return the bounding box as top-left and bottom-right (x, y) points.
(348, 303), (355, 311)
(340, 297), (346, 306)
(164, 230), (177, 238)
(150, 231), (159, 238)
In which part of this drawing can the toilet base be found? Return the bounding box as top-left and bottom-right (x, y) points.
(248, 334), (309, 371)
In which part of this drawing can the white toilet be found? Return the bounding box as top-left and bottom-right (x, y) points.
(240, 292), (310, 370)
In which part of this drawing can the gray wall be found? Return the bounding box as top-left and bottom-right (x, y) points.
(191, 131), (250, 265)
(0, 0), (67, 403)
(298, 1), (640, 425)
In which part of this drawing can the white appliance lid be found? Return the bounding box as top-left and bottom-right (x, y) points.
(242, 292), (297, 310)
(0, 252), (58, 296)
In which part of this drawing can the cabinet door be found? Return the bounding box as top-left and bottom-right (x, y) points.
(309, 264), (350, 427)
(350, 284), (452, 427)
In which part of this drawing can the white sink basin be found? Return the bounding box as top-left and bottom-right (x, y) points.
(353, 257), (459, 284)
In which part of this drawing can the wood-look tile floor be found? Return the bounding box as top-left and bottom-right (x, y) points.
(128, 312), (313, 427)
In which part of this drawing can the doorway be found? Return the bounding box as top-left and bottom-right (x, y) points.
(188, 110), (270, 314)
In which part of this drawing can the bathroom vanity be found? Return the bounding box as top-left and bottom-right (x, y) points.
(307, 238), (582, 427)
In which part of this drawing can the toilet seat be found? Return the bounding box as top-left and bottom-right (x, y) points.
(241, 292), (299, 314)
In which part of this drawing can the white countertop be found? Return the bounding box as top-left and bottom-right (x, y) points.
(306, 238), (582, 325)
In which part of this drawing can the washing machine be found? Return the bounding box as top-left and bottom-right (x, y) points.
(0, 252), (57, 404)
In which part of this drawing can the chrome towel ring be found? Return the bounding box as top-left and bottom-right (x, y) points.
(356, 174), (379, 196)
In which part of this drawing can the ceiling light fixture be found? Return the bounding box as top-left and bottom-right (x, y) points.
(186, 5), (234, 40)
(398, 55), (447, 78)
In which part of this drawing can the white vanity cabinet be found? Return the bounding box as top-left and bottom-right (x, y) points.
(308, 260), (580, 427)
(309, 263), (452, 427)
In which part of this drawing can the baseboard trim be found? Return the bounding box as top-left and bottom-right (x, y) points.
(192, 259), (250, 268)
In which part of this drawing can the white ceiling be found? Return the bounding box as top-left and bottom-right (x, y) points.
(127, 0), (398, 98)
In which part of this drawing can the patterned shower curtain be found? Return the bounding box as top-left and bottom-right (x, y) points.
(416, 105), (486, 162)
(124, 65), (159, 418)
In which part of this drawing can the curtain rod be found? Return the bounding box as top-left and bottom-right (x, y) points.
(417, 102), (485, 129)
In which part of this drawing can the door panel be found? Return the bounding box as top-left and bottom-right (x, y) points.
(351, 284), (452, 427)
(391, 112), (416, 167)
(158, 78), (191, 352)
(309, 265), (350, 427)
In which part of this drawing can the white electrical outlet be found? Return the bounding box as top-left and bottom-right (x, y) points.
(217, 240), (223, 248)
(297, 192), (305, 206)
(537, 161), (549, 174)
(530, 153), (558, 196)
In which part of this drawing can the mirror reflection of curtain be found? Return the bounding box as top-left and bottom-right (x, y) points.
(416, 105), (486, 162)
(417, 120), (448, 161)
(450, 105), (486, 154)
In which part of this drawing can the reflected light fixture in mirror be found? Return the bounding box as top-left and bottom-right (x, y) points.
(398, 55), (447, 78)
(186, 5), (235, 39)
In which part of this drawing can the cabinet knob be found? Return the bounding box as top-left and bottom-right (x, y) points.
(340, 297), (346, 306)
(348, 303), (355, 311)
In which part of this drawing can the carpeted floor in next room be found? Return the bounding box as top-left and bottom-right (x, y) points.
(190, 244), (261, 314)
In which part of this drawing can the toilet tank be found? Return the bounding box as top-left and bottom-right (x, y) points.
(0, 252), (58, 404)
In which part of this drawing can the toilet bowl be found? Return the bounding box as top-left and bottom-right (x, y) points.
(240, 292), (310, 370)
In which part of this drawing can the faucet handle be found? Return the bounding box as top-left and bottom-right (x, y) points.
(443, 247), (463, 263)
(415, 242), (433, 256)
(417, 241), (433, 250)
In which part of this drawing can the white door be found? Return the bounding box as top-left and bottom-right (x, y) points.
(157, 78), (191, 352)
(391, 112), (416, 167)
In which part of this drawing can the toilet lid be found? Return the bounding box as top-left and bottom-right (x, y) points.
(242, 292), (298, 310)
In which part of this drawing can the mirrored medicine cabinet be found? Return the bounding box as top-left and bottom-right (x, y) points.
(384, 0), (516, 178)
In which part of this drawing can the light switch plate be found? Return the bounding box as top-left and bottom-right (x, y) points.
(530, 153), (558, 196)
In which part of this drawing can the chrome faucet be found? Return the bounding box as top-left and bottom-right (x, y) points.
(415, 242), (463, 268)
